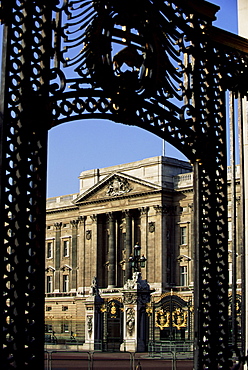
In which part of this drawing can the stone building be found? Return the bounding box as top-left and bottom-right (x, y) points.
(45, 156), (241, 349)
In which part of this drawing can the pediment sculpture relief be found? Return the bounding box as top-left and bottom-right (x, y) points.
(106, 176), (132, 197)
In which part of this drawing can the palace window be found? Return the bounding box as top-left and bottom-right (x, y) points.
(61, 324), (69, 333)
(63, 275), (69, 292)
(180, 226), (187, 245)
(45, 324), (53, 333)
(47, 276), (52, 293)
(180, 266), (188, 286)
(47, 242), (53, 258)
(228, 262), (232, 285)
(63, 240), (69, 257)
(228, 221), (232, 241)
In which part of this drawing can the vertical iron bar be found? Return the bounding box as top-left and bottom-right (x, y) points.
(192, 39), (229, 368)
(230, 91), (237, 348)
(238, 93), (245, 357)
(0, 1), (53, 367)
(193, 160), (200, 370)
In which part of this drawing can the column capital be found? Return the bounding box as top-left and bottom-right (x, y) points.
(154, 205), (165, 215)
(70, 219), (79, 227)
(139, 207), (149, 216)
(78, 215), (86, 224)
(154, 205), (175, 215)
(90, 214), (97, 223)
(54, 222), (62, 230)
(107, 212), (115, 221)
(124, 209), (131, 217)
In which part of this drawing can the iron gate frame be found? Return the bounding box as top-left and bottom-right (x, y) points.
(0, 1), (248, 369)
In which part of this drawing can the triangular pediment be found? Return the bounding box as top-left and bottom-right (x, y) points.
(74, 172), (161, 204)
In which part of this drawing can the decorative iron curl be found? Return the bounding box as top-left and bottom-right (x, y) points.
(60, 0), (191, 100)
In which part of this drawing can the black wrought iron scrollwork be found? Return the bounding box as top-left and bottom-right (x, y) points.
(49, 1), (208, 160)
(0, 1), (54, 368)
(0, 1), (248, 369)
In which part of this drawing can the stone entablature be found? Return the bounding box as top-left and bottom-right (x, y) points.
(46, 193), (78, 210)
(174, 164), (241, 191)
(46, 156), (191, 211)
(78, 156), (191, 194)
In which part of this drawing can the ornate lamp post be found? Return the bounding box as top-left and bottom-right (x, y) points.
(129, 243), (147, 272)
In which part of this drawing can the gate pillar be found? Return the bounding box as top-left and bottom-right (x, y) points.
(83, 277), (103, 351)
(121, 272), (150, 352)
(0, 1), (53, 368)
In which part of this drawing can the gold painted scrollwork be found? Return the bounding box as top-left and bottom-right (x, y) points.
(100, 304), (106, 313)
(155, 309), (170, 330)
(146, 303), (153, 316)
(110, 302), (117, 318)
(172, 308), (187, 330)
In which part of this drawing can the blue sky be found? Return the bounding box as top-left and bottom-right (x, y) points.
(45, 1), (237, 197)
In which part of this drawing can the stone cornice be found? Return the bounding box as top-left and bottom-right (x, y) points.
(176, 188), (194, 194)
(76, 189), (162, 207)
(175, 180), (241, 195)
(46, 206), (79, 215)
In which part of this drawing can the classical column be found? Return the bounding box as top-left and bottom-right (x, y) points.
(108, 212), (116, 288)
(77, 216), (86, 294)
(90, 214), (98, 279)
(84, 216), (93, 288)
(139, 207), (149, 280)
(125, 210), (132, 281)
(96, 214), (104, 287)
(153, 205), (167, 291)
(54, 222), (62, 292)
(70, 220), (78, 292)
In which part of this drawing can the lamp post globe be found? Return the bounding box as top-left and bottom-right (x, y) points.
(129, 243), (146, 272)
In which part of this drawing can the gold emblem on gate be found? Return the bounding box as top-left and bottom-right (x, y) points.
(110, 302), (117, 318)
(155, 309), (170, 330)
(172, 308), (187, 330)
(155, 307), (188, 330)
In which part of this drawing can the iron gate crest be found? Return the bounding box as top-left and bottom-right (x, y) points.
(0, 1), (248, 368)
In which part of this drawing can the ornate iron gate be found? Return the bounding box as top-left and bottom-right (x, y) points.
(153, 294), (193, 342)
(104, 299), (123, 351)
(0, 1), (248, 368)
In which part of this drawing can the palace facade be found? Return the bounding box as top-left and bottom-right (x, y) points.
(45, 156), (241, 349)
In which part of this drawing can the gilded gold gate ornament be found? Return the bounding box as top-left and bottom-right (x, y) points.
(155, 309), (170, 330)
(110, 302), (117, 318)
(172, 308), (187, 330)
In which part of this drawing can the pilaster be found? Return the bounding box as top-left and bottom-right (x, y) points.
(90, 214), (98, 280)
(54, 222), (62, 292)
(70, 219), (79, 291)
(125, 210), (132, 281)
(153, 205), (168, 291)
(77, 216), (86, 294)
(107, 212), (116, 288)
